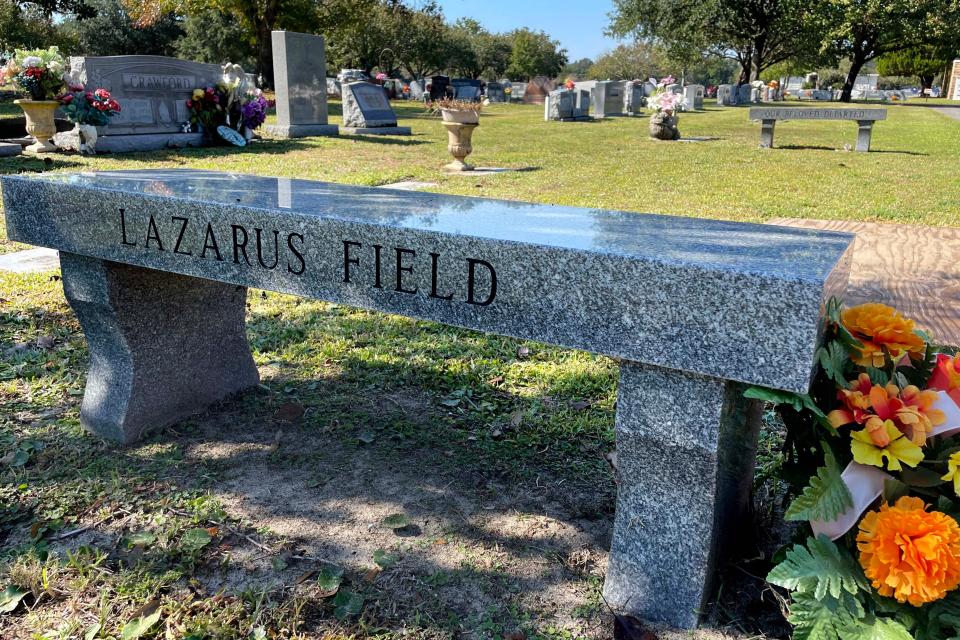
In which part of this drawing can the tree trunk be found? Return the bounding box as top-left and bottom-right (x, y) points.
(920, 75), (934, 91)
(840, 55), (867, 103)
(256, 22), (274, 89)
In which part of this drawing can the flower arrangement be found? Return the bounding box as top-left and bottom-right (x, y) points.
(186, 86), (226, 136)
(646, 76), (687, 116)
(239, 89), (271, 131)
(1, 47), (66, 100)
(754, 300), (960, 639)
(56, 84), (121, 126)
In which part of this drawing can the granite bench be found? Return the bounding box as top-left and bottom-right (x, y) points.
(0, 170), (854, 628)
(749, 106), (887, 151)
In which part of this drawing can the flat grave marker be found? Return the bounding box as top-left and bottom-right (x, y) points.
(341, 81), (411, 135)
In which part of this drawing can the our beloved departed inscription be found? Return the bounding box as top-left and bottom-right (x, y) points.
(750, 107), (887, 121)
(116, 208), (497, 305)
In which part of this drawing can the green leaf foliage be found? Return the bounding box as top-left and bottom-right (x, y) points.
(380, 513), (410, 530)
(744, 387), (838, 435)
(841, 617), (915, 640)
(0, 585), (28, 613)
(332, 590), (364, 619)
(180, 528), (212, 554)
(373, 548), (398, 569)
(819, 341), (850, 387)
(788, 590), (863, 640)
(121, 608), (161, 640)
(785, 448), (853, 522)
(316, 566), (343, 595)
(767, 536), (868, 600)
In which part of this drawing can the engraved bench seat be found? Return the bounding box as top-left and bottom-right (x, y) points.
(749, 106), (887, 152)
(1, 169), (854, 628)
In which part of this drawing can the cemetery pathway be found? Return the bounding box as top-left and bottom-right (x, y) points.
(772, 218), (960, 346)
(932, 106), (960, 121)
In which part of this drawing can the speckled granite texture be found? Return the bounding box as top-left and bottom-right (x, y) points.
(603, 361), (762, 627)
(2, 169), (854, 628)
(1, 169), (853, 393)
(60, 252), (258, 444)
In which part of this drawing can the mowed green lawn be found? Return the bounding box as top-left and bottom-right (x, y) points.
(0, 99), (957, 639)
(2, 98), (959, 246)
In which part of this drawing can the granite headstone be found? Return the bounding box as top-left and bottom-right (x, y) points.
(68, 54), (223, 152)
(341, 81), (411, 135)
(717, 84), (736, 106)
(624, 81), (645, 114)
(591, 81), (625, 118)
(266, 31), (338, 138)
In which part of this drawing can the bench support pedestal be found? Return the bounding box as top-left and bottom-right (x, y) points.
(61, 253), (259, 444)
(603, 361), (762, 628)
(856, 120), (874, 152)
(759, 119), (775, 148)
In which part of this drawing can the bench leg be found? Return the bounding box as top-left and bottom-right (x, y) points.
(759, 119), (775, 148)
(60, 253), (259, 444)
(602, 361), (762, 628)
(856, 121), (873, 152)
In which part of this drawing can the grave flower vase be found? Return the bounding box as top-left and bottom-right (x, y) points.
(649, 111), (680, 141)
(442, 120), (478, 172)
(14, 99), (59, 154)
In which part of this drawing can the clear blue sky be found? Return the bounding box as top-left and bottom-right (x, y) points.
(434, 0), (623, 62)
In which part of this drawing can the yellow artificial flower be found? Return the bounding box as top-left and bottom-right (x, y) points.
(851, 420), (924, 471)
(192, 88), (204, 100)
(943, 452), (960, 497)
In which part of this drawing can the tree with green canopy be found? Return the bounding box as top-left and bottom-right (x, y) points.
(505, 28), (567, 81)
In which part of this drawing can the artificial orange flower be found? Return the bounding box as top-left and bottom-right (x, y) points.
(841, 303), (927, 367)
(828, 377), (946, 445)
(857, 496), (960, 606)
(930, 353), (960, 405)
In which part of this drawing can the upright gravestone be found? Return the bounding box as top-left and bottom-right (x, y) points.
(523, 76), (554, 104)
(591, 81), (625, 118)
(665, 83), (682, 95)
(486, 82), (506, 103)
(683, 84), (704, 110)
(68, 55), (224, 152)
(717, 84), (736, 106)
(641, 81), (656, 98)
(546, 89), (590, 121)
(738, 84), (752, 104)
(341, 81), (411, 135)
(575, 89), (591, 117)
(266, 31), (338, 138)
(624, 81), (645, 114)
(408, 79), (425, 101)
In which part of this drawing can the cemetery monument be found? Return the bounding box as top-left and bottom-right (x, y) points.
(265, 31), (338, 138)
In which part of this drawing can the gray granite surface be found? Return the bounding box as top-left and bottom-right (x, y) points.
(340, 126), (411, 136)
(2, 169), (853, 394)
(749, 107), (887, 121)
(342, 81), (399, 128)
(267, 31), (336, 139)
(60, 253), (258, 443)
(603, 361), (762, 627)
(0, 142), (22, 157)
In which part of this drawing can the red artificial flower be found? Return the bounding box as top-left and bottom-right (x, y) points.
(85, 91), (94, 101)
(94, 88), (111, 100)
(69, 82), (85, 91)
(186, 99), (193, 109)
(24, 67), (43, 79)
(107, 99), (120, 112)
(57, 93), (74, 104)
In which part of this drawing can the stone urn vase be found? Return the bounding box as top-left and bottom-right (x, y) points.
(440, 108), (480, 172)
(14, 99), (59, 153)
(648, 111), (681, 141)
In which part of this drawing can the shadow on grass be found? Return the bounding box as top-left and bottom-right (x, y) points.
(776, 144), (927, 155)
(0, 156), (86, 175)
(336, 134), (430, 146)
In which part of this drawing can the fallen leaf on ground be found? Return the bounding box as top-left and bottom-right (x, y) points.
(274, 402), (305, 422)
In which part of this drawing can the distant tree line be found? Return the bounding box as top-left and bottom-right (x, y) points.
(605, 0), (960, 101)
(0, 0), (569, 88)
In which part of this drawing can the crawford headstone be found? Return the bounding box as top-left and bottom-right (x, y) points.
(341, 81), (411, 135)
(266, 31), (338, 138)
(68, 55), (222, 152)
